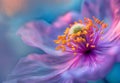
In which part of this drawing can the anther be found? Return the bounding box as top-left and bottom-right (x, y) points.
(86, 43), (89, 48)
(90, 45), (95, 48)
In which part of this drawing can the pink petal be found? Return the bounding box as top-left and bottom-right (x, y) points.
(17, 12), (80, 56)
(62, 46), (116, 81)
(103, 19), (120, 62)
(4, 45), (116, 82)
(111, 0), (120, 18)
(81, 0), (112, 20)
(4, 54), (78, 83)
(102, 0), (120, 62)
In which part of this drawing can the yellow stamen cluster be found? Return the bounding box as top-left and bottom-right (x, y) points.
(54, 16), (108, 55)
(54, 26), (86, 53)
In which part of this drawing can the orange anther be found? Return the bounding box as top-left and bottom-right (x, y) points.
(76, 37), (81, 43)
(67, 39), (70, 42)
(55, 46), (61, 50)
(61, 45), (66, 52)
(62, 40), (67, 45)
(82, 38), (86, 42)
(83, 30), (87, 34)
(58, 35), (66, 40)
(71, 34), (76, 38)
(90, 33), (94, 37)
(100, 20), (104, 25)
(74, 40), (77, 43)
(67, 43), (72, 47)
(79, 20), (82, 23)
(74, 21), (78, 24)
(102, 24), (108, 28)
(72, 47), (76, 51)
(54, 40), (60, 44)
(58, 36), (62, 40)
(91, 45), (95, 48)
(86, 43), (89, 48)
(64, 28), (70, 35)
(76, 31), (81, 36)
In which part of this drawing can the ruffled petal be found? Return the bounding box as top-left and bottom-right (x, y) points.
(61, 45), (116, 81)
(4, 54), (80, 83)
(103, 19), (120, 62)
(81, 0), (113, 35)
(81, 0), (112, 20)
(18, 12), (80, 56)
(111, 0), (120, 18)
(106, 0), (120, 32)
(4, 45), (116, 83)
(102, 0), (120, 62)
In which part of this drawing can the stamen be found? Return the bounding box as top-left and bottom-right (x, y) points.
(67, 43), (72, 47)
(72, 47), (76, 51)
(54, 40), (60, 44)
(74, 21), (78, 24)
(64, 28), (70, 35)
(90, 45), (95, 48)
(54, 16), (108, 56)
(76, 31), (81, 36)
(83, 30), (87, 34)
(86, 43), (89, 48)
(90, 33), (94, 37)
(62, 40), (67, 45)
(102, 24), (108, 28)
(78, 20), (82, 23)
(61, 45), (66, 52)
(76, 37), (82, 43)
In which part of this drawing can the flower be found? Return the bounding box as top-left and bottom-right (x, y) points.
(4, 0), (120, 83)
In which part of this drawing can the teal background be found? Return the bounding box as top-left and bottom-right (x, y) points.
(0, 0), (120, 83)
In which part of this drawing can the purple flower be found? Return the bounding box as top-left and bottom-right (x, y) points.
(4, 0), (120, 83)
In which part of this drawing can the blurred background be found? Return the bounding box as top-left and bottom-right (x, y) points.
(0, 0), (120, 83)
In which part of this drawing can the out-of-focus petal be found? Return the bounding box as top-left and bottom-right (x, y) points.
(4, 54), (78, 83)
(103, 19), (120, 43)
(81, 0), (113, 35)
(81, 0), (112, 22)
(111, 0), (120, 18)
(105, 23), (120, 61)
(4, 45), (116, 83)
(18, 12), (80, 56)
(53, 12), (80, 28)
(102, 0), (120, 62)
(106, 20), (120, 62)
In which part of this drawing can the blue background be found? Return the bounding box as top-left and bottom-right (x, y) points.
(0, 0), (120, 83)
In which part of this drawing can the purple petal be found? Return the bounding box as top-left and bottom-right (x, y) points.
(4, 45), (116, 83)
(62, 46), (116, 81)
(111, 0), (120, 18)
(103, 19), (120, 62)
(81, 0), (112, 20)
(17, 12), (80, 56)
(102, 0), (120, 62)
(4, 54), (78, 83)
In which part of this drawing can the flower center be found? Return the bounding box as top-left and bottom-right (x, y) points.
(84, 49), (92, 55)
(54, 16), (108, 55)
